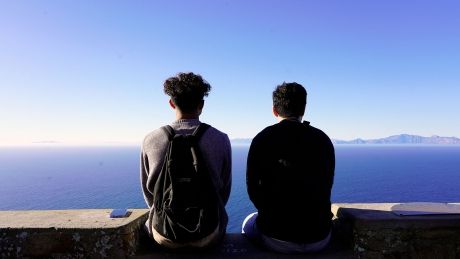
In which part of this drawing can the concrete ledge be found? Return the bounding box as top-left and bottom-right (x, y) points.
(334, 203), (460, 258)
(0, 209), (148, 258)
(2, 204), (460, 258)
(134, 233), (353, 258)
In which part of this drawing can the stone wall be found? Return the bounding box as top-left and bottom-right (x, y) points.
(0, 209), (148, 258)
(1, 204), (460, 258)
(334, 203), (460, 259)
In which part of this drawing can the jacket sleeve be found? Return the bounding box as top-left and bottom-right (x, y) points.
(326, 138), (336, 189)
(246, 137), (263, 209)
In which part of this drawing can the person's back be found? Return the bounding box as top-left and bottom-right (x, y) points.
(141, 72), (232, 249)
(248, 120), (334, 243)
(243, 82), (335, 253)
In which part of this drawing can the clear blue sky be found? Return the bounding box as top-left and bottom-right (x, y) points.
(1, 0), (459, 145)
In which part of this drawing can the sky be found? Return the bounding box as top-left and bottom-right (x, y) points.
(1, 0), (459, 145)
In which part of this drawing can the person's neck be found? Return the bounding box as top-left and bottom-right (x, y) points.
(176, 112), (200, 120)
(277, 116), (302, 122)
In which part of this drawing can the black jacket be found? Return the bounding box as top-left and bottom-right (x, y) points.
(246, 119), (335, 243)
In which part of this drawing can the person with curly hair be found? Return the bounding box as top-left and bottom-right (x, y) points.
(242, 82), (335, 254)
(141, 72), (232, 249)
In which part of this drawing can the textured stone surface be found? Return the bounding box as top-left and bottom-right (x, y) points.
(2, 204), (460, 258)
(134, 233), (354, 258)
(0, 209), (148, 258)
(335, 203), (460, 259)
(0, 209), (147, 229)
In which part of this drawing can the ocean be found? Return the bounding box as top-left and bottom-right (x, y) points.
(1, 145), (459, 233)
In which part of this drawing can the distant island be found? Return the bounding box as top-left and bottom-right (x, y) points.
(231, 134), (460, 145)
(332, 134), (460, 145)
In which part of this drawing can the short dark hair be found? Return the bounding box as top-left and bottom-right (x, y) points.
(273, 82), (307, 118)
(163, 72), (211, 113)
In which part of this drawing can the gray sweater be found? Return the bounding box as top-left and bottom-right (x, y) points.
(140, 119), (232, 237)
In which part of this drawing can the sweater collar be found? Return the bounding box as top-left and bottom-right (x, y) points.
(172, 119), (201, 127)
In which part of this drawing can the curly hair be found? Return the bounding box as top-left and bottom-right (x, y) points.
(163, 72), (211, 113)
(273, 82), (307, 118)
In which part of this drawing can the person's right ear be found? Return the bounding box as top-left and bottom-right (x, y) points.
(197, 100), (204, 111)
(272, 106), (279, 117)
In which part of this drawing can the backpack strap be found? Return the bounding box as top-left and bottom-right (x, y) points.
(302, 121), (311, 128)
(161, 125), (175, 141)
(162, 123), (209, 140)
(192, 123), (210, 140)
(192, 123), (225, 209)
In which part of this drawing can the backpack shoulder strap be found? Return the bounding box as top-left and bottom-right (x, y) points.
(192, 123), (210, 140)
(302, 121), (311, 128)
(161, 125), (175, 141)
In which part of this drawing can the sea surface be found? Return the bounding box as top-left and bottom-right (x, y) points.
(1, 145), (459, 233)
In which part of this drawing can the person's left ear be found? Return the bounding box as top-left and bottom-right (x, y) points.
(169, 99), (176, 109)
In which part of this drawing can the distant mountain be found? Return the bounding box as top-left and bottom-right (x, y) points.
(232, 134), (460, 145)
(333, 134), (460, 145)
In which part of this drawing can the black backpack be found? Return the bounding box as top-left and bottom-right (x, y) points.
(151, 123), (220, 242)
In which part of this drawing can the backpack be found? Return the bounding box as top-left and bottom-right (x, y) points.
(151, 123), (220, 242)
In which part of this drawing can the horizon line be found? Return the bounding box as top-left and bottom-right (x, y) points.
(1, 133), (459, 147)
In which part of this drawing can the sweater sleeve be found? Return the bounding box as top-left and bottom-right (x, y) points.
(140, 146), (153, 208)
(139, 129), (169, 209)
(220, 135), (232, 205)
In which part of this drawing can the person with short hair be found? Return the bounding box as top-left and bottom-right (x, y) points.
(141, 72), (232, 249)
(242, 82), (335, 254)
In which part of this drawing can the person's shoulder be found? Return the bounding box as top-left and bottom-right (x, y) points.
(203, 124), (226, 135)
(306, 123), (333, 144)
(202, 123), (230, 142)
(307, 123), (328, 135)
(142, 127), (168, 148)
(252, 123), (279, 143)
